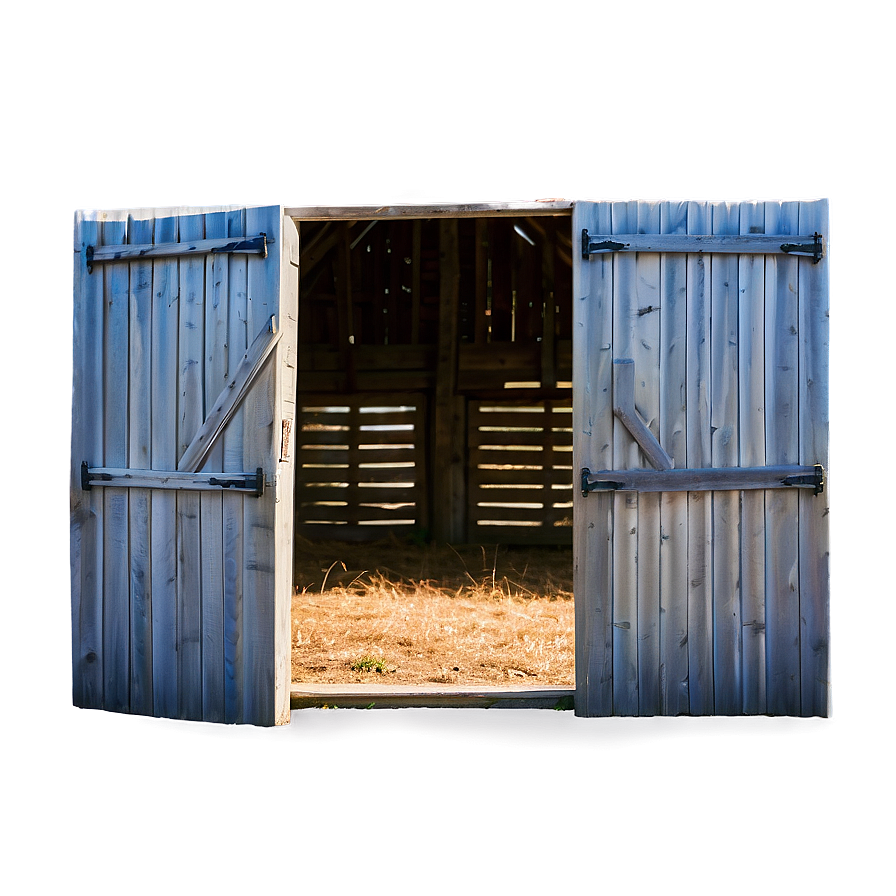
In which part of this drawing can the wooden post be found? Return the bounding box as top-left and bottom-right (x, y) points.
(433, 220), (465, 543)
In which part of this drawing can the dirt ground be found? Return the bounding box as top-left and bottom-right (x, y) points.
(291, 536), (574, 686)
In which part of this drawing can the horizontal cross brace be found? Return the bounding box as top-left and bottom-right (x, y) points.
(81, 464), (265, 497)
(581, 230), (824, 263)
(581, 464), (824, 496)
(85, 233), (267, 269)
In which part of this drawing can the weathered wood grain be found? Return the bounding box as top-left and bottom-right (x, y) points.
(659, 200), (689, 715)
(127, 215), (154, 716)
(102, 218), (130, 714)
(739, 201), (767, 714)
(710, 202), (742, 715)
(199, 212), (228, 723)
(71, 213), (104, 710)
(243, 205), (282, 725)
(632, 202), (662, 716)
(223, 209), (247, 723)
(764, 200), (801, 715)
(176, 213), (205, 720)
(572, 200), (614, 716)
(685, 200), (714, 715)
(611, 201), (641, 715)
(798, 199), (831, 717)
(150, 213), (180, 719)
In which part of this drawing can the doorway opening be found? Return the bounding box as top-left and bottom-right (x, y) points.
(286, 206), (575, 706)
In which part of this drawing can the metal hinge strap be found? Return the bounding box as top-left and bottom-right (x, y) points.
(581, 230), (824, 263)
(581, 464), (825, 497)
(80, 463), (266, 497)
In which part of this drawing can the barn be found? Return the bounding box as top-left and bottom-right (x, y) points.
(70, 199), (830, 725)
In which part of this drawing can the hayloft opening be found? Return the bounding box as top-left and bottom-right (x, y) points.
(287, 206), (575, 706)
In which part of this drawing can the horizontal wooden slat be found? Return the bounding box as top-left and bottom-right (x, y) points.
(469, 412), (571, 429)
(287, 201), (574, 221)
(88, 234), (267, 264)
(290, 683), (576, 710)
(584, 232), (823, 258)
(299, 428), (416, 447)
(298, 485), (417, 503)
(299, 503), (417, 522)
(471, 505), (550, 522)
(470, 486), (548, 503)
(474, 429), (573, 447)
(297, 447), (417, 465)
(470, 467), (571, 487)
(582, 464), (824, 494)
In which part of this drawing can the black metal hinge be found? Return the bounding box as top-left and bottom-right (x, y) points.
(780, 232), (824, 264)
(581, 231), (626, 258)
(208, 468), (265, 497)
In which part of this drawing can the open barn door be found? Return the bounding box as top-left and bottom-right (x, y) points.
(71, 206), (299, 726)
(572, 199), (830, 717)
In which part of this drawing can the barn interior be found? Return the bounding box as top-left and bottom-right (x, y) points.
(288, 209), (575, 690)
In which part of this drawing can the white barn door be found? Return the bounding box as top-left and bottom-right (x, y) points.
(71, 206), (299, 726)
(572, 200), (830, 717)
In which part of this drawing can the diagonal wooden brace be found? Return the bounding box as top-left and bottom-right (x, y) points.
(177, 315), (281, 473)
(612, 359), (674, 471)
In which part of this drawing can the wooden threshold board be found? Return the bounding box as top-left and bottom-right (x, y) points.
(290, 683), (575, 710)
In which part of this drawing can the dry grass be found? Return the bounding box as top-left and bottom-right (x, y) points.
(291, 536), (574, 686)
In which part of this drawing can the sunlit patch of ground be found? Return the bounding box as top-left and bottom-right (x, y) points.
(291, 538), (574, 686)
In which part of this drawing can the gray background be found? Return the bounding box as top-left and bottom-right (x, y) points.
(2, 2), (885, 893)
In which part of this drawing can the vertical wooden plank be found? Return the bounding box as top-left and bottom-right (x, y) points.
(739, 201), (767, 714)
(127, 214), (154, 716)
(433, 219), (465, 543)
(573, 200), (614, 716)
(274, 213), (300, 725)
(633, 202), (662, 716)
(102, 218), (130, 714)
(764, 200), (801, 715)
(685, 201), (714, 714)
(244, 205), (282, 725)
(176, 212), (205, 720)
(611, 200), (640, 715)
(71, 214), (104, 709)
(150, 213), (179, 719)
(200, 211), (227, 723)
(223, 208), (247, 724)
(711, 201), (742, 715)
(659, 200), (689, 715)
(798, 198), (831, 717)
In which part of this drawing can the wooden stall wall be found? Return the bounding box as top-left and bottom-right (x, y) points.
(293, 215), (574, 549)
(71, 206), (299, 726)
(573, 199), (830, 717)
